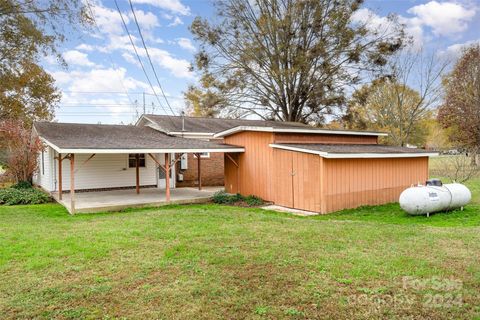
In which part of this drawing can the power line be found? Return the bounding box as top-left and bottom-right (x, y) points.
(113, 0), (173, 120)
(128, 0), (176, 116)
(84, 0), (136, 109)
(62, 91), (184, 100)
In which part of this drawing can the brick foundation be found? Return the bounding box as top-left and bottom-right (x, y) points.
(176, 152), (224, 187)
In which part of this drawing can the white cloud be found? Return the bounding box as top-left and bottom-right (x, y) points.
(168, 16), (183, 27)
(145, 47), (194, 79)
(131, 0), (190, 16)
(63, 50), (97, 67)
(122, 52), (141, 67)
(75, 43), (94, 52)
(438, 39), (480, 58)
(351, 9), (422, 46)
(176, 37), (196, 52)
(51, 67), (148, 92)
(129, 9), (160, 30)
(96, 33), (194, 79)
(90, 3), (128, 35)
(407, 1), (476, 37)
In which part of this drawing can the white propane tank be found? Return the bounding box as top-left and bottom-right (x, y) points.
(399, 180), (471, 216)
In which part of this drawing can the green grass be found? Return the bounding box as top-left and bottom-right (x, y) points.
(1, 202), (479, 319)
(0, 156), (479, 319)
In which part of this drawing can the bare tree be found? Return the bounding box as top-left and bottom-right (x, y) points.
(345, 47), (449, 146)
(436, 155), (479, 183)
(188, 0), (405, 122)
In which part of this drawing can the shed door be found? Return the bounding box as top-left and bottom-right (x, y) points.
(273, 149), (322, 212)
(273, 149), (295, 208)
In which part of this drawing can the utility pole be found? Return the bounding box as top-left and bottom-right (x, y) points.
(142, 91), (146, 115)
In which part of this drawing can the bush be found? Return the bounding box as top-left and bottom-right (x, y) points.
(212, 191), (243, 204)
(11, 180), (32, 189)
(212, 191), (264, 207)
(244, 195), (264, 206)
(0, 187), (51, 205)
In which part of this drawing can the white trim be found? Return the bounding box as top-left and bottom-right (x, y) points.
(269, 144), (438, 159)
(169, 132), (214, 136)
(41, 146), (245, 154)
(39, 137), (61, 152)
(213, 126), (388, 138)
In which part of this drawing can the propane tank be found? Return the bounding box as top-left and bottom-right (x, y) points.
(399, 179), (471, 216)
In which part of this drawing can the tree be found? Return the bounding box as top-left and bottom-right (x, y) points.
(184, 85), (223, 117)
(0, 61), (61, 126)
(188, 0), (404, 123)
(0, 0), (91, 125)
(344, 48), (448, 146)
(0, 120), (43, 183)
(438, 45), (480, 164)
(344, 79), (430, 146)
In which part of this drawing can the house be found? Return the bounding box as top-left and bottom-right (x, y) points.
(136, 114), (310, 187)
(32, 116), (437, 214)
(32, 122), (244, 213)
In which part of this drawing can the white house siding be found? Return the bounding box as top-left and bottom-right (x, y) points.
(56, 153), (160, 191)
(33, 145), (55, 192)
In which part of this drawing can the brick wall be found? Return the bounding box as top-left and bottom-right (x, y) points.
(176, 152), (225, 187)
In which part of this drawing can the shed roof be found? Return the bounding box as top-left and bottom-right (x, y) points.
(269, 143), (438, 158)
(140, 114), (387, 137)
(33, 122), (244, 154)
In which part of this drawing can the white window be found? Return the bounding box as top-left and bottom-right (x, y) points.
(194, 152), (210, 158)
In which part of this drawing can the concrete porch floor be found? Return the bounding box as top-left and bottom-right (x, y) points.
(53, 186), (223, 214)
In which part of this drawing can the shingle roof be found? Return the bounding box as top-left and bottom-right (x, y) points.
(33, 122), (243, 151)
(142, 114), (310, 133)
(270, 143), (438, 158)
(142, 114), (387, 137)
(277, 144), (435, 154)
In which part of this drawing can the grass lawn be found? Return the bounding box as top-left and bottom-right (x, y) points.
(1, 200), (479, 319)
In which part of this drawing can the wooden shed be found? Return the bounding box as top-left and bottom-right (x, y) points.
(218, 127), (437, 214)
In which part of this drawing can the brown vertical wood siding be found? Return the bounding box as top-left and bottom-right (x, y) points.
(274, 133), (378, 144)
(224, 131), (275, 200)
(323, 157), (429, 213)
(224, 130), (430, 214)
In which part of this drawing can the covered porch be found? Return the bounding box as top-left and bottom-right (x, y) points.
(53, 186), (223, 214)
(33, 122), (244, 214)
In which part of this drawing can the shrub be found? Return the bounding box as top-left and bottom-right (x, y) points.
(0, 187), (51, 205)
(212, 191), (264, 207)
(212, 191), (243, 204)
(244, 195), (264, 206)
(11, 180), (33, 189)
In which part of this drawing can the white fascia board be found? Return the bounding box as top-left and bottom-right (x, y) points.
(134, 114), (148, 126)
(269, 144), (438, 159)
(169, 132), (215, 137)
(214, 126), (388, 138)
(49, 147), (245, 154)
(39, 137), (61, 153)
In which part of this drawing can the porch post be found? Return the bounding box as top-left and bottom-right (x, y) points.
(165, 153), (170, 202)
(70, 153), (75, 214)
(58, 152), (62, 200)
(135, 153), (140, 194)
(197, 153), (202, 190)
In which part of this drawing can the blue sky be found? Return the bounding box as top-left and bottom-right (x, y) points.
(46, 0), (480, 124)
